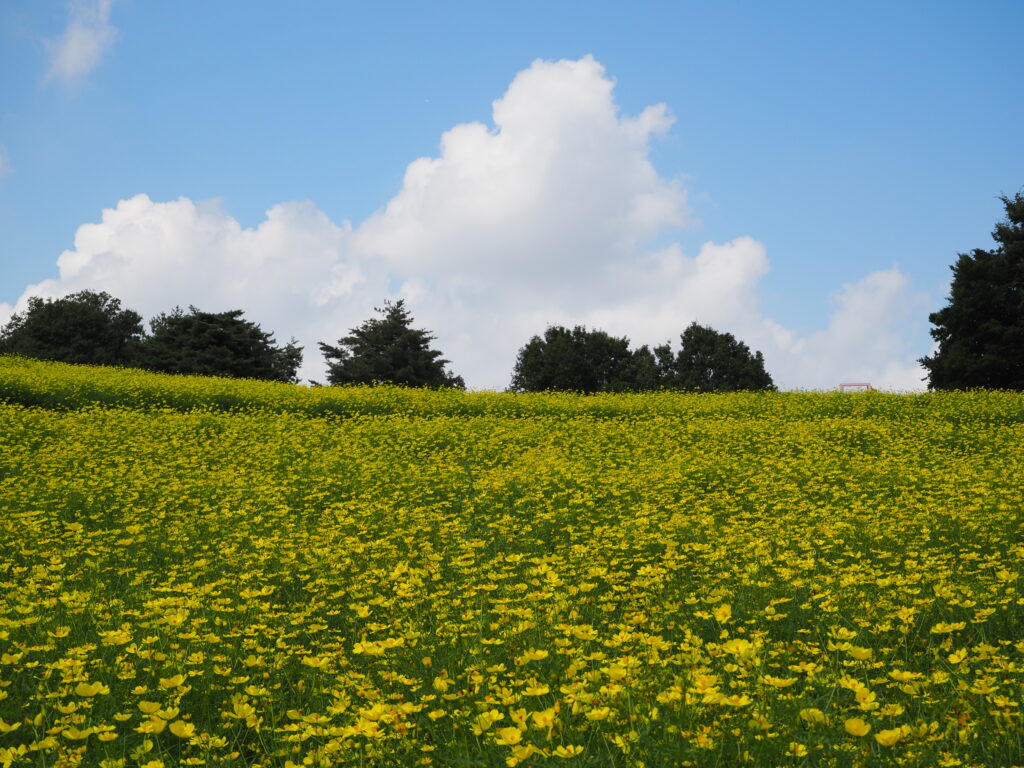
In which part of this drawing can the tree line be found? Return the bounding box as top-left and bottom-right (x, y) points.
(0, 297), (305, 383)
(0, 292), (775, 392)
(2, 191), (1021, 391)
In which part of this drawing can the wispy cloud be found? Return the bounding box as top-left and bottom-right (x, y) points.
(43, 0), (117, 87)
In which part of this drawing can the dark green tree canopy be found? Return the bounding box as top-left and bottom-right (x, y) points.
(319, 300), (464, 388)
(920, 193), (1024, 390)
(511, 322), (774, 393)
(510, 325), (645, 393)
(142, 306), (302, 383)
(0, 289), (144, 366)
(659, 322), (775, 392)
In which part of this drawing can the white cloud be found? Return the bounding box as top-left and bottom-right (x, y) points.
(3, 55), (930, 390)
(44, 0), (117, 86)
(0, 195), (380, 384)
(763, 268), (930, 391)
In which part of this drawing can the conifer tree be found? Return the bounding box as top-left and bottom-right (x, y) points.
(319, 300), (464, 388)
(142, 306), (302, 383)
(921, 193), (1024, 390)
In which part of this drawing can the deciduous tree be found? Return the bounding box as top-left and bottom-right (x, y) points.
(0, 289), (144, 366)
(510, 325), (645, 393)
(660, 322), (775, 392)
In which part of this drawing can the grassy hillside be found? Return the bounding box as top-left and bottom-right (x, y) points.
(0, 357), (1022, 767)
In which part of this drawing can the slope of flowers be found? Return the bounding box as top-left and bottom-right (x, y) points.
(0, 359), (1022, 767)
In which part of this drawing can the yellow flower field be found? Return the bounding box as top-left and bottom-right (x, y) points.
(0, 357), (1022, 767)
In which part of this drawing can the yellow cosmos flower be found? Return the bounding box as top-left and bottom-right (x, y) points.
(761, 675), (798, 688)
(352, 641), (386, 656)
(169, 720), (195, 738)
(138, 701), (161, 714)
(432, 675), (451, 692)
(712, 603), (732, 623)
(516, 649), (549, 664)
(159, 674), (186, 689)
(553, 745), (584, 758)
(570, 625), (598, 642)
(844, 717), (871, 737)
(506, 743), (540, 766)
(875, 727), (905, 746)
(929, 622), (966, 634)
(494, 726), (523, 746)
(99, 629), (132, 645)
(62, 726), (93, 740)
(720, 638), (758, 662)
(888, 669), (922, 682)
(530, 707), (557, 730)
(585, 707), (610, 721)
(473, 709), (504, 734)
(799, 707), (827, 725)
(75, 681), (110, 697)
(227, 701), (257, 720)
(948, 648), (968, 664)
(604, 663), (627, 682)
(136, 716), (166, 735)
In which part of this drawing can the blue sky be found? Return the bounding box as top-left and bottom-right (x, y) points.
(1, 1), (1021, 389)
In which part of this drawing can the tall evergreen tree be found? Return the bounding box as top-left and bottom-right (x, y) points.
(920, 193), (1024, 390)
(0, 290), (144, 366)
(142, 307), (302, 383)
(319, 300), (464, 388)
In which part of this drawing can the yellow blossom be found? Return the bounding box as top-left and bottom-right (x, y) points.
(875, 727), (906, 746)
(553, 744), (584, 758)
(844, 718), (871, 737)
(75, 681), (110, 697)
(494, 727), (524, 746)
(169, 720), (195, 738)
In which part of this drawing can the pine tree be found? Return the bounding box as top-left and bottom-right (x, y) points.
(319, 300), (464, 388)
(142, 307), (302, 383)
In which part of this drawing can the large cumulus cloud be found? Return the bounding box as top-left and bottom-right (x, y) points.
(2, 56), (928, 390)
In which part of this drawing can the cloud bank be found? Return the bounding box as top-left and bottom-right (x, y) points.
(3, 56), (928, 390)
(44, 0), (117, 86)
